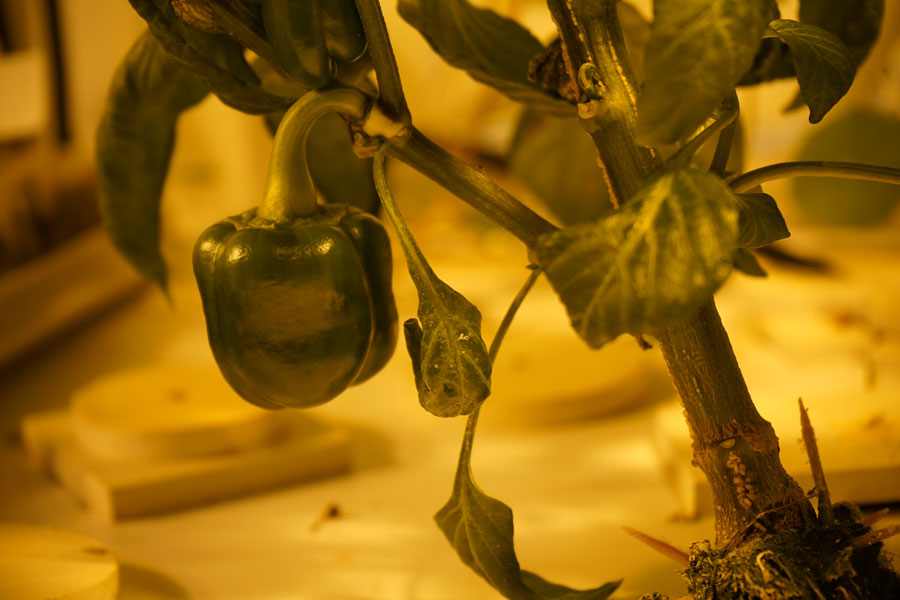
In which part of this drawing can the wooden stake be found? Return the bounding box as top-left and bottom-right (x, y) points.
(852, 524), (900, 548)
(799, 399), (833, 526)
(622, 526), (689, 566)
(861, 507), (890, 527)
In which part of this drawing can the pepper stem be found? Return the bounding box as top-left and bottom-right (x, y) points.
(258, 87), (370, 222)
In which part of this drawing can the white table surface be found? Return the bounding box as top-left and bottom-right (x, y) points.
(2, 231), (899, 600)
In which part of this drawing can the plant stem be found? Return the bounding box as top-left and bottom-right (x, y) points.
(709, 93), (739, 176)
(258, 87), (369, 221)
(654, 302), (815, 545)
(553, 3), (815, 546)
(544, 0), (591, 84)
(461, 265), (544, 461)
(372, 147), (436, 285)
(383, 127), (557, 247)
(207, 0), (283, 76)
(489, 266), (542, 363)
(354, 0), (411, 125)
(549, 0), (655, 204)
(670, 94), (738, 169)
(729, 161), (900, 193)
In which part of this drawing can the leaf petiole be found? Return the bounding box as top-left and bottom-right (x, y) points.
(354, 0), (411, 125)
(728, 161), (900, 194)
(669, 93), (739, 168)
(709, 94), (739, 175)
(458, 263), (543, 464)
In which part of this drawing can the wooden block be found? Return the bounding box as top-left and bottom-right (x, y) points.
(0, 524), (118, 600)
(35, 410), (351, 521)
(21, 365), (354, 521)
(70, 365), (287, 462)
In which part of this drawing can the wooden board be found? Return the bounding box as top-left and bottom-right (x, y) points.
(23, 407), (351, 521)
(21, 364), (353, 521)
(70, 365), (288, 462)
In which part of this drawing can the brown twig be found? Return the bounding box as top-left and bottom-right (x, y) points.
(622, 526), (689, 566)
(852, 524), (900, 548)
(799, 398), (833, 526)
(861, 507), (890, 527)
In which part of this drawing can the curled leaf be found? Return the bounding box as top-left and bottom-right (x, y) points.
(735, 192), (790, 248)
(374, 151), (491, 417)
(403, 273), (491, 418)
(96, 31), (208, 290)
(436, 460), (621, 600)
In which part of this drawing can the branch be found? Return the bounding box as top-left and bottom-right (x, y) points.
(669, 94), (739, 169)
(383, 127), (557, 247)
(728, 161), (900, 193)
(354, 0), (411, 125)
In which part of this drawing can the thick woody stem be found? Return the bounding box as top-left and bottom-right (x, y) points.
(548, 2), (814, 545)
(654, 302), (815, 545)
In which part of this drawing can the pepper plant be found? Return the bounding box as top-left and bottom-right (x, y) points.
(97, 0), (900, 598)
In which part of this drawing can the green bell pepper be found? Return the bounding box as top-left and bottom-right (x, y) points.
(193, 204), (397, 409)
(193, 87), (396, 409)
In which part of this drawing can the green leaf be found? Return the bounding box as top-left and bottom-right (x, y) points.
(535, 167), (739, 348)
(128, 0), (294, 113)
(799, 0), (884, 65)
(436, 466), (621, 599)
(374, 152), (491, 417)
(405, 272), (492, 417)
(508, 111), (613, 225)
(397, 0), (573, 116)
(436, 410), (621, 600)
(96, 31), (208, 290)
(733, 248), (767, 277)
(769, 19), (856, 123)
(735, 192), (789, 248)
(637, 0), (774, 144)
(782, 0), (882, 113)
